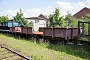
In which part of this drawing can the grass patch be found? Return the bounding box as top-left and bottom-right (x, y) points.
(0, 34), (90, 60)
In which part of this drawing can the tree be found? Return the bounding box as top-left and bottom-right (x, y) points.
(0, 15), (8, 23)
(85, 14), (90, 22)
(71, 20), (78, 27)
(48, 7), (65, 27)
(79, 14), (90, 35)
(27, 21), (33, 27)
(65, 11), (75, 27)
(13, 9), (28, 26)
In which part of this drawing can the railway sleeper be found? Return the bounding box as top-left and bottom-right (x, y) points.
(0, 54), (17, 60)
(0, 45), (31, 60)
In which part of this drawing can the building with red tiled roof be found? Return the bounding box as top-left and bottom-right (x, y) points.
(74, 7), (90, 19)
(38, 14), (48, 25)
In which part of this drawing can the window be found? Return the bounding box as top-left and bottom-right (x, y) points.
(35, 20), (39, 23)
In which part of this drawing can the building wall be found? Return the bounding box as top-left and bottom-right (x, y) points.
(28, 19), (46, 31)
(38, 14), (48, 25)
(74, 7), (90, 19)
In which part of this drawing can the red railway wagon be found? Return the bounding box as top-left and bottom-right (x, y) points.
(9, 27), (14, 32)
(9, 27), (82, 42)
(9, 27), (21, 33)
(27, 27), (32, 34)
(9, 27), (32, 34)
(39, 27), (82, 40)
(21, 27), (27, 34)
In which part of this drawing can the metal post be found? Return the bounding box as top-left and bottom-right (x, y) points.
(82, 23), (84, 35)
(78, 21), (80, 35)
(88, 23), (90, 35)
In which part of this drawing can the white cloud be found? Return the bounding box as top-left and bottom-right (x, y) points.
(86, 0), (90, 4)
(0, 12), (8, 17)
(56, 1), (75, 11)
(55, 1), (90, 16)
(0, 10), (20, 18)
(0, 0), (90, 19)
(42, 6), (54, 14)
(24, 9), (44, 18)
(24, 6), (54, 18)
(0, 6), (54, 19)
(0, 9), (44, 19)
(0, 12), (3, 15)
(75, 2), (85, 7)
(60, 11), (67, 16)
(6, 10), (19, 16)
(86, 0), (90, 6)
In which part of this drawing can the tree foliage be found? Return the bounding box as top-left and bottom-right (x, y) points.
(79, 14), (90, 34)
(85, 14), (90, 21)
(64, 11), (79, 27)
(65, 12), (75, 27)
(48, 7), (65, 27)
(13, 9), (28, 26)
(27, 21), (33, 27)
(71, 20), (78, 27)
(0, 15), (8, 23)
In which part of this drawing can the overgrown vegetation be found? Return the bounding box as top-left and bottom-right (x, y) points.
(48, 7), (90, 28)
(64, 11), (78, 27)
(48, 7), (65, 27)
(81, 14), (90, 34)
(27, 21), (33, 27)
(0, 34), (90, 60)
(48, 7), (90, 36)
(48, 7), (79, 28)
(0, 15), (8, 23)
(13, 9), (28, 27)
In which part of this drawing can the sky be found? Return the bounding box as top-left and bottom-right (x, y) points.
(0, 0), (90, 19)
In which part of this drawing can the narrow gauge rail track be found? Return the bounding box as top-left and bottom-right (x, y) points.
(0, 45), (30, 60)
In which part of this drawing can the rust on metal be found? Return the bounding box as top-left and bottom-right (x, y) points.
(15, 27), (21, 32)
(32, 32), (43, 35)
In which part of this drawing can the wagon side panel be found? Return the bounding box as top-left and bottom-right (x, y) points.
(27, 27), (32, 34)
(44, 28), (52, 37)
(53, 28), (66, 38)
